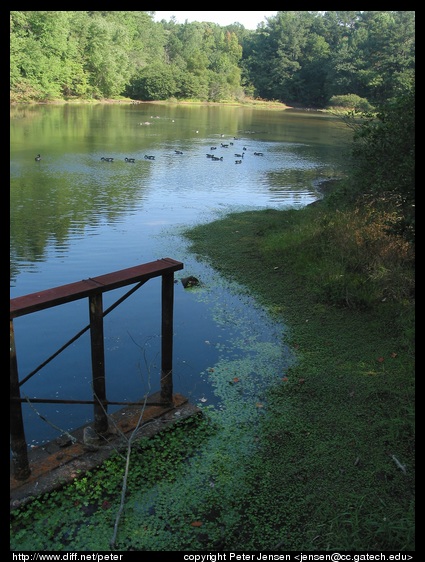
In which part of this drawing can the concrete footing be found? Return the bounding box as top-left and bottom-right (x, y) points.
(10, 393), (201, 510)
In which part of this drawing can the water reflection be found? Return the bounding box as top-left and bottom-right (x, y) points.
(10, 104), (352, 446)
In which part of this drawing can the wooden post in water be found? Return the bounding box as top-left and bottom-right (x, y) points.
(89, 293), (109, 434)
(10, 320), (31, 480)
(160, 271), (174, 404)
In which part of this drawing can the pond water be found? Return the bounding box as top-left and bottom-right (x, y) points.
(10, 103), (352, 447)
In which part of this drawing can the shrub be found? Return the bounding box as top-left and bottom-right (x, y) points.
(328, 94), (373, 112)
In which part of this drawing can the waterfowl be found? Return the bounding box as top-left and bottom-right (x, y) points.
(235, 159), (243, 164)
(211, 156), (223, 161)
(253, 152), (264, 156)
(174, 150), (183, 154)
(125, 157), (135, 163)
(101, 157), (114, 162)
(210, 146), (217, 150)
(221, 143), (229, 148)
(234, 153), (244, 158)
(144, 155), (155, 160)
(35, 154), (41, 161)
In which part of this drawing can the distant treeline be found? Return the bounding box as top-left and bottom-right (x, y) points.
(10, 11), (414, 108)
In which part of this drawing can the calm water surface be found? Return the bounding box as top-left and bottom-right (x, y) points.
(10, 103), (352, 447)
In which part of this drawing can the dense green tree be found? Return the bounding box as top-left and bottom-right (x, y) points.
(10, 12), (34, 100)
(355, 11), (415, 103)
(292, 30), (331, 106)
(240, 24), (278, 100)
(83, 14), (133, 98)
(347, 81), (415, 243)
(242, 11), (329, 104)
(141, 20), (242, 101)
(10, 11), (85, 101)
(265, 11), (313, 101)
(317, 11), (361, 48)
(103, 11), (166, 75)
(175, 70), (209, 100)
(327, 11), (415, 105)
(129, 63), (177, 100)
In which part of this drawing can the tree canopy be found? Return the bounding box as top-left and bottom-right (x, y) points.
(10, 11), (415, 108)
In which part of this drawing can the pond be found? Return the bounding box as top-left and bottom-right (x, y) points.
(10, 103), (352, 447)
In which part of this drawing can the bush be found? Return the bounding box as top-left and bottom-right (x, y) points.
(328, 94), (373, 112)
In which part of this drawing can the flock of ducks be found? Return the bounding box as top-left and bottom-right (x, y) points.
(101, 155), (155, 162)
(35, 143), (265, 166)
(100, 142), (265, 165)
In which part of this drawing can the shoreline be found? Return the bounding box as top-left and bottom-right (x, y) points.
(10, 97), (320, 112)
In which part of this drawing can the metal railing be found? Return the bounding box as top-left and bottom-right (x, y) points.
(10, 258), (184, 481)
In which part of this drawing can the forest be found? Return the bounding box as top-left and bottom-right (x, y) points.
(10, 11), (415, 109)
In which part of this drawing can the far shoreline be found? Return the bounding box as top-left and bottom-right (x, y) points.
(11, 96), (334, 113)
(9, 97), (345, 117)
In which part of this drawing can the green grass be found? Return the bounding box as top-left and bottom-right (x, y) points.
(182, 201), (415, 551)
(10, 195), (415, 551)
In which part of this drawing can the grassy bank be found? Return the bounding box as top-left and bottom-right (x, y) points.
(10, 189), (415, 551)
(181, 195), (415, 551)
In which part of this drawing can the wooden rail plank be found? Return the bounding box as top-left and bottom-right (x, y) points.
(10, 258), (183, 318)
(10, 258), (184, 481)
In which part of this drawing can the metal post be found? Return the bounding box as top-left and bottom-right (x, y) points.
(10, 320), (31, 480)
(89, 293), (108, 434)
(160, 272), (174, 404)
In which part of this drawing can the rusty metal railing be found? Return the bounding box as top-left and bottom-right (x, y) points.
(10, 258), (184, 481)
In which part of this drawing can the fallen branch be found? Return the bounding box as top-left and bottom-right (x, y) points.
(391, 454), (407, 474)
